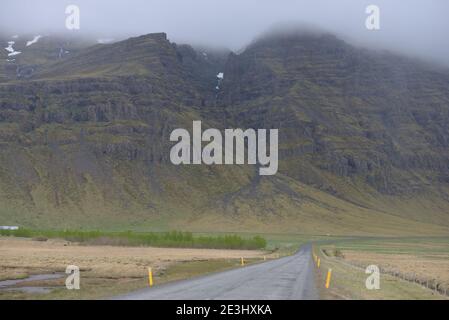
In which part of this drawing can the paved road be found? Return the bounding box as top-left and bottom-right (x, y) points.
(115, 244), (318, 300)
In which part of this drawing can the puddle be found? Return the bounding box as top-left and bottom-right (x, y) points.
(0, 273), (65, 294)
(2, 286), (55, 294)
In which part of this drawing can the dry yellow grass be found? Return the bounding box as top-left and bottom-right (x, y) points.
(343, 251), (449, 288)
(318, 238), (449, 299)
(0, 237), (266, 282)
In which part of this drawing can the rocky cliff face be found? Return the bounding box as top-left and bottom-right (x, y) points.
(1, 31), (449, 234)
(217, 32), (449, 196)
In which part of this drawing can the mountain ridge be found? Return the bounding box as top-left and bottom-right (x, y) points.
(1, 30), (449, 235)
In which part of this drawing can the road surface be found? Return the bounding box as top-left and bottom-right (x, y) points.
(115, 244), (318, 300)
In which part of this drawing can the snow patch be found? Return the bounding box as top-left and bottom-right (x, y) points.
(97, 38), (114, 44)
(5, 41), (21, 57)
(58, 47), (70, 58)
(215, 72), (224, 90)
(5, 41), (15, 53)
(8, 51), (21, 57)
(26, 35), (42, 47)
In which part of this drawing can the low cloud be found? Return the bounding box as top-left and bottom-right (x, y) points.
(1, 0), (448, 66)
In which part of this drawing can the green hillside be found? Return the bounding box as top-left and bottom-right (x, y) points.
(1, 31), (449, 235)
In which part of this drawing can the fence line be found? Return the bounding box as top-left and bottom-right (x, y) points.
(316, 247), (449, 298)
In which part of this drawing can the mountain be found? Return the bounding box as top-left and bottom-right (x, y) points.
(0, 33), (97, 81)
(216, 31), (449, 225)
(1, 30), (449, 235)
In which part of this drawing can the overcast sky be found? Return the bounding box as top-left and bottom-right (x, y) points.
(1, 0), (449, 66)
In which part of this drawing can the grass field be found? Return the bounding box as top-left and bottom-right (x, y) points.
(0, 237), (270, 300)
(2, 232), (448, 300)
(315, 237), (449, 300)
(0, 231), (326, 299)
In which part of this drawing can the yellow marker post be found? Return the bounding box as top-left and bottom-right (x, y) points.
(148, 267), (153, 287)
(325, 269), (332, 289)
(241, 257), (245, 266)
(317, 258), (321, 268)
(264, 256), (266, 261)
